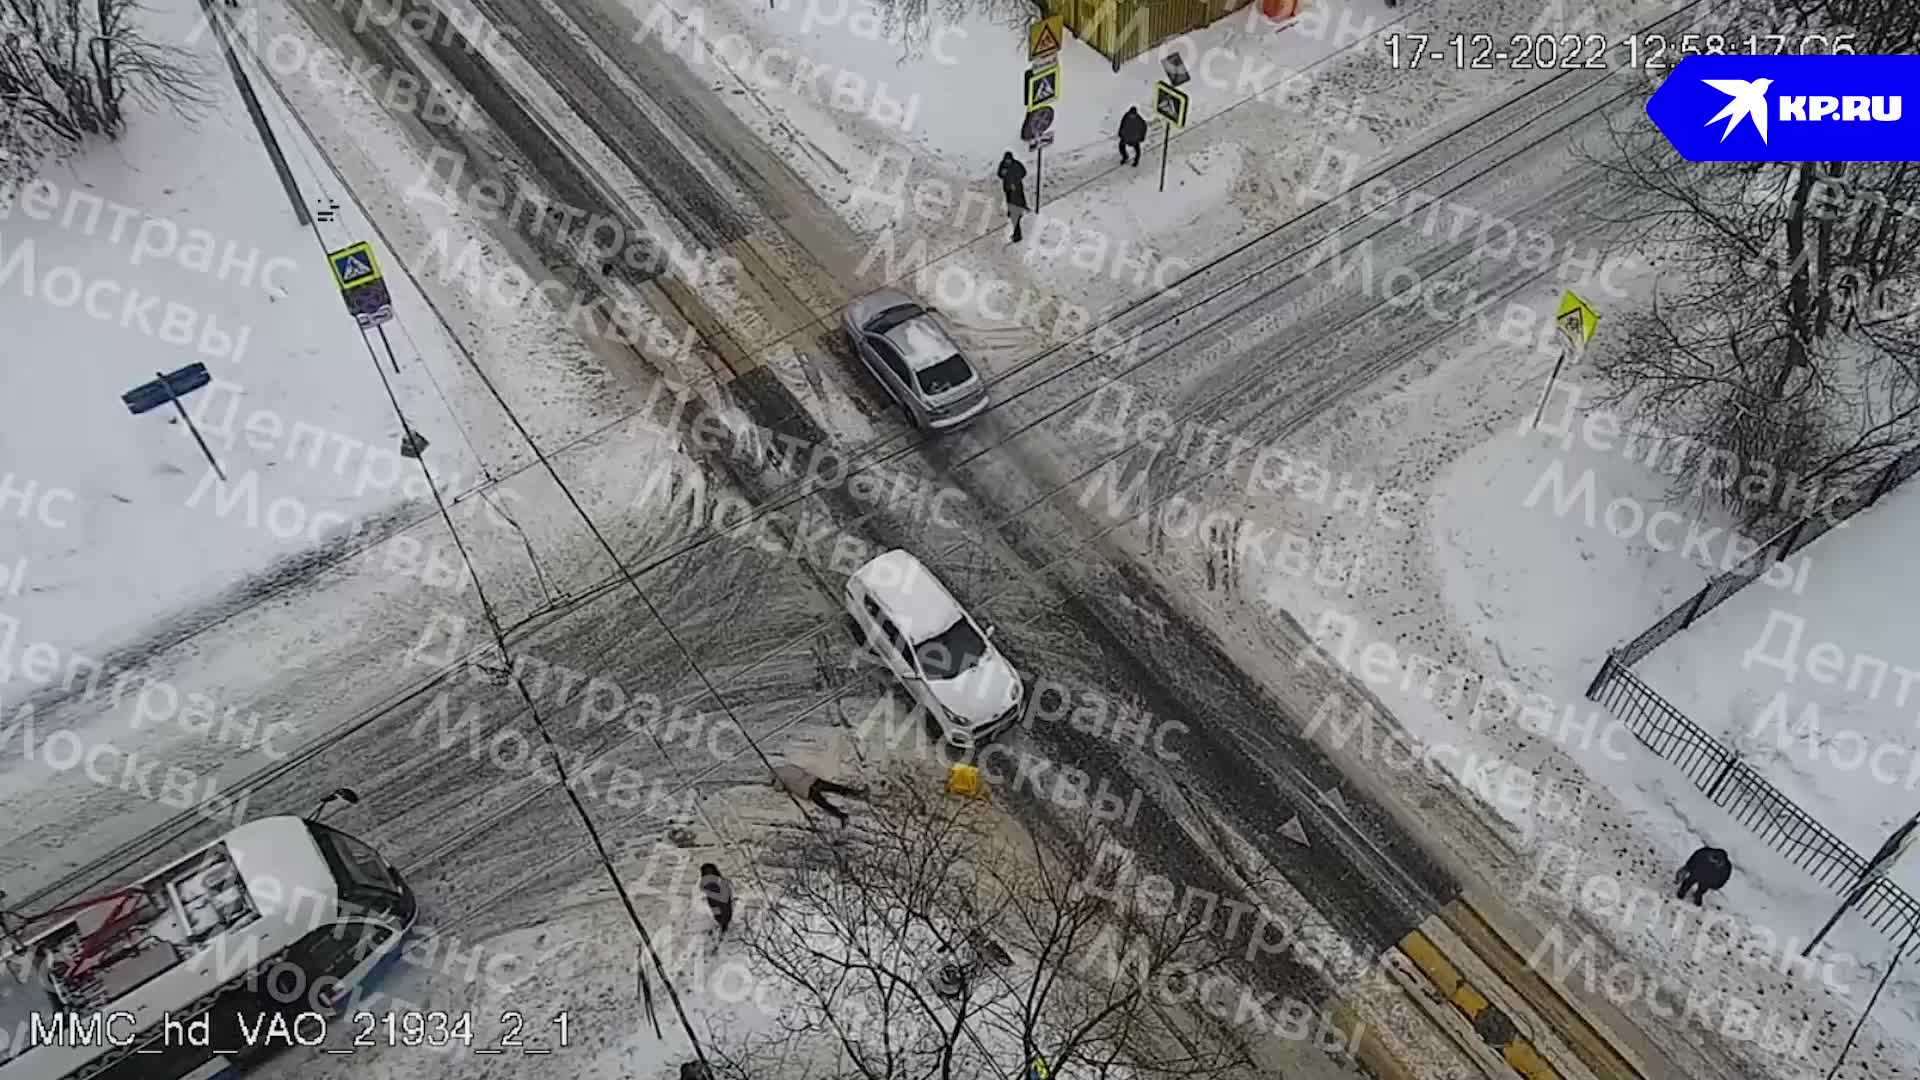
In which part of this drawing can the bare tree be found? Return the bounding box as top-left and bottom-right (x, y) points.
(703, 767), (1259, 1080)
(860, 0), (1032, 59)
(0, 0), (209, 177)
(1580, 1), (1920, 524)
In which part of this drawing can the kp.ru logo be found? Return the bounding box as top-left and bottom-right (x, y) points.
(1648, 56), (1918, 162)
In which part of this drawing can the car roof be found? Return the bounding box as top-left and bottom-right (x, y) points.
(853, 549), (966, 642)
(880, 315), (964, 373)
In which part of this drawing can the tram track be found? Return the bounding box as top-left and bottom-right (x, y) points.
(16, 2), (1683, 1054)
(24, 26), (1631, 921)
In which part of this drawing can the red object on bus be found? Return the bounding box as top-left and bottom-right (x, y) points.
(1262, 0), (1298, 19)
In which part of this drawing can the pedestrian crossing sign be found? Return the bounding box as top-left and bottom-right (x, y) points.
(1154, 81), (1189, 129)
(1027, 1054), (1050, 1079)
(1026, 64), (1060, 110)
(1554, 289), (1599, 348)
(328, 242), (382, 288)
(327, 240), (395, 330)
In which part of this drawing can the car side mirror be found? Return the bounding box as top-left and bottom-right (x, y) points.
(985, 624), (998, 639)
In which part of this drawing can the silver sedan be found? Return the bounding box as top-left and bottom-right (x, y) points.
(842, 290), (989, 430)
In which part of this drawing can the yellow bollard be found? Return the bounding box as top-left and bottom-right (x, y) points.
(947, 763), (983, 798)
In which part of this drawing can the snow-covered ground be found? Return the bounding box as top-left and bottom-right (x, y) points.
(1423, 392), (1920, 1075)
(0, 0), (709, 889)
(638, 0), (1651, 377)
(1635, 480), (1920, 895)
(1085, 168), (1920, 1080)
(0, 12), (489, 676)
(645, 0), (1397, 229)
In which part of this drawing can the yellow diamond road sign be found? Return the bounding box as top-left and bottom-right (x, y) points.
(1154, 80), (1189, 129)
(1556, 289), (1599, 347)
(1028, 15), (1063, 60)
(1026, 64), (1060, 110)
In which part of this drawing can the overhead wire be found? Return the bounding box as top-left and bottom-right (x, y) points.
(107, 0), (1710, 1063)
(225, 15), (720, 1063)
(225, 14), (1031, 1073)
(101, 0), (1714, 744)
(72, 0), (1701, 729)
(452, 9), (1705, 720)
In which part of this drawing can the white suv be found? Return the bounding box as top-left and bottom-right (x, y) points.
(844, 549), (1025, 749)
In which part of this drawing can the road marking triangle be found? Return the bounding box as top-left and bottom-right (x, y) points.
(1281, 815), (1309, 847)
(1318, 786), (1351, 818)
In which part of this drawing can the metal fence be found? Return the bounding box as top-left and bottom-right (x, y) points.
(1612, 444), (1920, 669)
(1045, 0), (1249, 70)
(1588, 659), (1920, 950)
(1583, 444), (1920, 951)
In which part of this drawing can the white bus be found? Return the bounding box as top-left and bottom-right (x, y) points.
(0, 815), (416, 1080)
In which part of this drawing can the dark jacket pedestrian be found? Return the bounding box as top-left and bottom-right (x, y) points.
(772, 762), (871, 825)
(1675, 845), (1732, 905)
(698, 863), (734, 933)
(998, 152), (1029, 242)
(1118, 107), (1147, 166)
(997, 152), (1027, 193)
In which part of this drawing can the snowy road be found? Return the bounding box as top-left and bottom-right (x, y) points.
(0, 2), (1709, 1077)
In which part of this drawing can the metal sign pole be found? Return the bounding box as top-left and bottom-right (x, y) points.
(1825, 923), (1920, 1080)
(1531, 339), (1572, 429)
(1159, 124), (1170, 193)
(159, 370), (226, 481)
(1805, 877), (1874, 957)
(376, 323), (402, 374)
(1035, 142), (1044, 213)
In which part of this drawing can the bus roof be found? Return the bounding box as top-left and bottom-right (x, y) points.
(0, 817), (340, 1078)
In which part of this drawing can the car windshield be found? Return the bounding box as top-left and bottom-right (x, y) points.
(917, 355), (974, 397)
(308, 823), (405, 913)
(866, 303), (924, 335)
(914, 618), (989, 681)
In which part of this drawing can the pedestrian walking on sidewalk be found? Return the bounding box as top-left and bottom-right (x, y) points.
(998, 152), (1028, 242)
(1674, 845), (1732, 905)
(772, 762), (871, 825)
(698, 863), (734, 934)
(1118, 107), (1147, 166)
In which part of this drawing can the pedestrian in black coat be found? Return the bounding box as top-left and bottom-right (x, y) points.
(1118, 106), (1147, 166)
(997, 152), (1028, 242)
(699, 862), (735, 933)
(1675, 845), (1732, 905)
